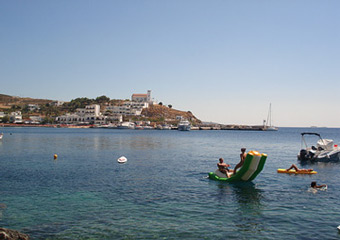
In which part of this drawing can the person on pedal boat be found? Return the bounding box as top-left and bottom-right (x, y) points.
(233, 148), (247, 174)
(217, 158), (233, 178)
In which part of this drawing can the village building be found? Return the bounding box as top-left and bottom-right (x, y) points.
(9, 111), (23, 123)
(56, 104), (106, 124)
(27, 104), (40, 111)
(50, 101), (65, 107)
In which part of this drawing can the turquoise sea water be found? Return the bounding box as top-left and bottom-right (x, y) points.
(1, 127), (340, 239)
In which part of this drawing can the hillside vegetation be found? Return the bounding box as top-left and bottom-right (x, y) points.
(0, 94), (52, 109)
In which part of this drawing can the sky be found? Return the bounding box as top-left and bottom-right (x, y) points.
(1, 0), (340, 127)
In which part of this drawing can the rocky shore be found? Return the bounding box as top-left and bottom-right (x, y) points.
(0, 228), (29, 240)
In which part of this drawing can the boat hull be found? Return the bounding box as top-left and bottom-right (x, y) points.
(298, 149), (340, 162)
(178, 125), (191, 131)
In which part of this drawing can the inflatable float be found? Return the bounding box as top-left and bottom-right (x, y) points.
(208, 151), (267, 182)
(117, 156), (127, 164)
(277, 169), (317, 174)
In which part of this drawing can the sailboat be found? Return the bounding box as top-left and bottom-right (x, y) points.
(264, 103), (278, 131)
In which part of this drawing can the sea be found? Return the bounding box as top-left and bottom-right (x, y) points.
(1, 127), (340, 240)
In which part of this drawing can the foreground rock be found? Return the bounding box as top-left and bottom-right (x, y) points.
(0, 228), (29, 240)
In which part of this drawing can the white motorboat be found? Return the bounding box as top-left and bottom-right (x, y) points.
(161, 124), (171, 130)
(178, 119), (191, 131)
(117, 122), (135, 129)
(0, 133), (3, 140)
(263, 103), (278, 131)
(156, 124), (171, 130)
(297, 132), (340, 162)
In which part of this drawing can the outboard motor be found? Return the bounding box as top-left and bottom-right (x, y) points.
(299, 149), (308, 161)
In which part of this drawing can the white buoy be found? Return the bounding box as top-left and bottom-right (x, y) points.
(117, 156), (127, 164)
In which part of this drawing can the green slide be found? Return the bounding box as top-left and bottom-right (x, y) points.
(208, 151), (267, 182)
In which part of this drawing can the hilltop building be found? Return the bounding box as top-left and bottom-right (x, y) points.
(131, 90), (152, 103)
(106, 90), (153, 117)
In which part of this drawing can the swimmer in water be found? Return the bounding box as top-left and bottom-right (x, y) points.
(311, 181), (327, 189)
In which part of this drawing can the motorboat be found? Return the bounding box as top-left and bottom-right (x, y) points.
(0, 133), (3, 140)
(156, 124), (171, 130)
(143, 126), (154, 130)
(117, 122), (135, 129)
(177, 119), (191, 131)
(162, 124), (172, 130)
(297, 132), (340, 162)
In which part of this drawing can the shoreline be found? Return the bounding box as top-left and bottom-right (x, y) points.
(1, 123), (267, 131)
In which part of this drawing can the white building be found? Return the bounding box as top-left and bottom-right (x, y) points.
(131, 90), (152, 103)
(28, 116), (43, 124)
(27, 104), (40, 111)
(106, 101), (148, 116)
(56, 104), (104, 124)
(10, 111), (23, 123)
(51, 101), (65, 107)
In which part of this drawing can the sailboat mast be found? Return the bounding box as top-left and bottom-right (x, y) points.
(266, 103), (271, 127)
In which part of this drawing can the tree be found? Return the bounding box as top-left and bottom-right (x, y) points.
(1, 116), (9, 123)
(168, 104), (172, 109)
(10, 105), (21, 111)
(158, 102), (163, 106)
(95, 95), (110, 103)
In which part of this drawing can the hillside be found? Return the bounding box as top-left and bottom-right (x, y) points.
(0, 94), (201, 124)
(0, 94), (53, 109)
(142, 104), (201, 124)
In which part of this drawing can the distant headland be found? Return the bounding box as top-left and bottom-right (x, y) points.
(0, 91), (268, 131)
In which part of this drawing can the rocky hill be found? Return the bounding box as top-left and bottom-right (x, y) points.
(142, 104), (201, 125)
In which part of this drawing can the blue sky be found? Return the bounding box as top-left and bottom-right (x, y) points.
(1, 1), (339, 127)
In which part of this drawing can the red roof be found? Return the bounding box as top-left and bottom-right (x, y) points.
(132, 94), (147, 97)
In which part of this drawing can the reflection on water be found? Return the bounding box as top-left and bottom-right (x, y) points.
(215, 182), (265, 235)
(232, 183), (264, 234)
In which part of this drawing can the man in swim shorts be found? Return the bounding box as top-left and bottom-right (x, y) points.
(217, 158), (233, 177)
(233, 148), (247, 174)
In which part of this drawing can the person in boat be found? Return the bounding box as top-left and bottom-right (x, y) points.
(233, 148), (247, 174)
(217, 158), (233, 177)
(311, 181), (327, 189)
(286, 164), (313, 172)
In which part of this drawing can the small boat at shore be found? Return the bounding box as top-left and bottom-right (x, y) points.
(298, 132), (340, 162)
(117, 122), (135, 129)
(178, 119), (191, 131)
